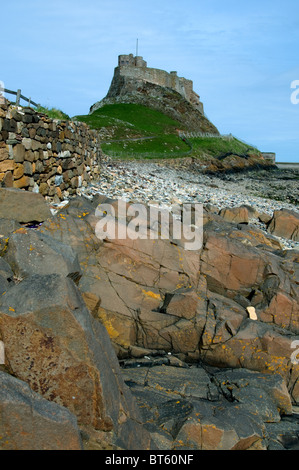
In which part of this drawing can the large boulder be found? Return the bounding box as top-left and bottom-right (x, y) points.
(0, 273), (153, 449)
(268, 209), (299, 241)
(219, 206), (249, 224)
(0, 187), (52, 223)
(0, 371), (83, 450)
(3, 228), (82, 283)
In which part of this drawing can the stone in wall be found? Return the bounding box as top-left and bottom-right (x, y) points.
(0, 100), (101, 201)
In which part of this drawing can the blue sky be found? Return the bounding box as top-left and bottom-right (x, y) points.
(1, 0), (299, 162)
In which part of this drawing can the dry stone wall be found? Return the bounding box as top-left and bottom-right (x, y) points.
(0, 100), (101, 201)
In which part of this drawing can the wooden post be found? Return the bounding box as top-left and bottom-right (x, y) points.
(16, 89), (21, 106)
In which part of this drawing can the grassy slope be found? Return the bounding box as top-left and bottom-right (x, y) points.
(36, 105), (70, 121)
(189, 136), (259, 159)
(74, 103), (260, 160)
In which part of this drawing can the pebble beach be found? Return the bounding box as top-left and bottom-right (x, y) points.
(78, 157), (299, 251)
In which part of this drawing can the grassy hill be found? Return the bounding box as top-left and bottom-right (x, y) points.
(74, 103), (191, 158)
(74, 103), (260, 161)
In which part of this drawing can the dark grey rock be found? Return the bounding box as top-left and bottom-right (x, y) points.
(0, 187), (52, 223)
(3, 229), (82, 283)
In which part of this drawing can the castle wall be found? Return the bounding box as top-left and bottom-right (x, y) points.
(116, 54), (203, 112)
(118, 54), (147, 68)
(119, 65), (177, 91)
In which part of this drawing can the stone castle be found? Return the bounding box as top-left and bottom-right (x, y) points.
(107, 54), (204, 113)
(89, 53), (220, 134)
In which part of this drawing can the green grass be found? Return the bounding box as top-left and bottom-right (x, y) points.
(189, 136), (259, 158)
(101, 135), (191, 159)
(36, 105), (70, 121)
(75, 103), (186, 137)
(74, 103), (190, 157)
(74, 102), (260, 160)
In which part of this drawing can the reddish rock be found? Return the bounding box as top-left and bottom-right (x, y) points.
(13, 175), (30, 189)
(38, 197), (299, 405)
(122, 364), (292, 450)
(0, 159), (15, 173)
(0, 371), (83, 450)
(174, 406), (265, 450)
(0, 273), (153, 449)
(268, 209), (299, 241)
(200, 319), (299, 405)
(219, 206), (249, 224)
(13, 163), (24, 180)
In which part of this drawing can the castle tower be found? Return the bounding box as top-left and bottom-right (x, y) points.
(135, 56), (147, 68)
(118, 54), (135, 67)
(106, 54), (204, 114)
(118, 54), (147, 68)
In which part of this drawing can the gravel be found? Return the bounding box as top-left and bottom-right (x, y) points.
(78, 158), (299, 251)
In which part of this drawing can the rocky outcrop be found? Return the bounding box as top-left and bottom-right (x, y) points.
(121, 364), (296, 450)
(0, 187), (298, 450)
(90, 80), (219, 135)
(0, 273), (153, 449)
(219, 205), (249, 224)
(268, 209), (299, 242)
(38, 195), (299, 399)
(0, 189), (154, 450)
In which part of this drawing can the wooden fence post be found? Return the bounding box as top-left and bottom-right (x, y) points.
(16, 89), (21, 106)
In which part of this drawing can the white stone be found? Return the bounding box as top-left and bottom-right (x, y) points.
(246, 306), (258, 321)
